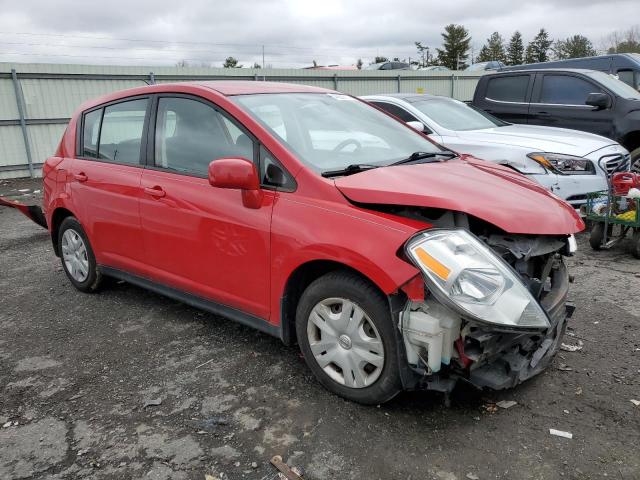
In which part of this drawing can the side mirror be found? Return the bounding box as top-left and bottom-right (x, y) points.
(406, 120), (427, 132)
(585, 92), (610, 110)
(208, 158), (263, 209)
(208, 158), (259, 190)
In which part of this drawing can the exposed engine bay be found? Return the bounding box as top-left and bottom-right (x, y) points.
(390, 206), (575, 392)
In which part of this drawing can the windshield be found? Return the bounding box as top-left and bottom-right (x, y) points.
(412, 97), (508, 131)
(232, 93), (443, 172)
(587, 71), (640, 99)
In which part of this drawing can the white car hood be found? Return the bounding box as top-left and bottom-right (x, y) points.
(459, 124), (616, 156)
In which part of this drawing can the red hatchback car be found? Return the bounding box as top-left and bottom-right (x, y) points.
(36, 81), (583, 404)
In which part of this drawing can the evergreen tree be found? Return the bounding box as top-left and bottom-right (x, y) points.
(477, 32), (506, 63)
(507, 31), (524, 66)
(525, 29), (553, 63)
(553, 35), (596, 59)
(373, 56), (389, 64)
(436, 24), (471, 70)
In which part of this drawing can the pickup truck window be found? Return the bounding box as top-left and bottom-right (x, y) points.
(485, 75), (529, 103)
(539, 75), (602, 105)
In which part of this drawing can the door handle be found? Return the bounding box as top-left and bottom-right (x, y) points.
(74, 172), (88, 182)
(144, 186), (166, 198)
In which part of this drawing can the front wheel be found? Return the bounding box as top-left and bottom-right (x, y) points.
(295, 271), (401, 404)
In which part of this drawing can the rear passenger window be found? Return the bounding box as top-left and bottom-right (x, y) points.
(539, 75), (602, 105)
(82, 109), (102, 158)
(98, 99), (148, 165)
(486, 75), (530, 102)
(154, 97), (254, 177)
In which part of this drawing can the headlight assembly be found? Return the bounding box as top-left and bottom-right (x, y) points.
(405, 229), (550, 330)
(527, 152), (595, 175)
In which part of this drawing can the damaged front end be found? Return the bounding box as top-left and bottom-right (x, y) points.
(398, 216), (576, 393)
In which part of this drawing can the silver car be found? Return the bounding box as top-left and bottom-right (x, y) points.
(363, 93), (629, 208)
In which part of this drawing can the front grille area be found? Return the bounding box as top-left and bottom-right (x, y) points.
(604, 154), (630, 175)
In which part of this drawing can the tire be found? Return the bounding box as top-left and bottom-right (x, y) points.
(295, 271), (401, 405)
(589, 223), (605, 250)
(630, 147), (640, 174)
(632, 230), (640, 259)
(58, 217), (102, 293)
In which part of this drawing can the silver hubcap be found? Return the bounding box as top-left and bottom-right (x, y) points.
(61, 229), (89, 282)
(307, 297), (385, 388)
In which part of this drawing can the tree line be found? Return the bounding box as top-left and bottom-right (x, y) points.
(176, 25), (640, 69)
(413, 24), (640, 70)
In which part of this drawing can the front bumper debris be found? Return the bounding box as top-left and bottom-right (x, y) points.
(0, 196), (47, 228)
(466, 263), (571, 390)
(401, 247), (573, 393)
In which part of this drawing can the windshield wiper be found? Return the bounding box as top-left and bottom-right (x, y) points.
(389, 150), (457, 166)
(321, 164), (380, 178)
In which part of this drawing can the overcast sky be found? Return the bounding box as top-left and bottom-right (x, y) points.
(0, 0), (637, 68)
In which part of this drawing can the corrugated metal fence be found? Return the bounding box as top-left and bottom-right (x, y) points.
(0, 62), (483, 178)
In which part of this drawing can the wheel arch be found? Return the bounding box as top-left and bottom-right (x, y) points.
(279, 259), (391, 346)
(621, 130), (640, 159)
(50, 207), (76, 257)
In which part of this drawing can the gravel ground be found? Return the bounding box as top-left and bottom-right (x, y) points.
(1, 177), (639, 480)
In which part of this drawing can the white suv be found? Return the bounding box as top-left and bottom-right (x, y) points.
(364, 93), (629, 208)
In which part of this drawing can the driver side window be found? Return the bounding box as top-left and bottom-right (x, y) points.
(154, 97), (254, 177)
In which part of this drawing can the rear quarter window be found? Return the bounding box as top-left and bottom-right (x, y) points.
(485, 75), (530, 103)
(82, 109), (102, 158)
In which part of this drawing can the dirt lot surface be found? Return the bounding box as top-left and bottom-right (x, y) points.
(1, 177), (639, 480)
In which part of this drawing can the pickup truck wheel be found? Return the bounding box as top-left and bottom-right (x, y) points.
(295, 271), (401, 405)
(58, 217), (102, 293)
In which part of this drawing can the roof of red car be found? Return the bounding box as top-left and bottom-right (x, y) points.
(73, 81), (335, 115)
(195, 80), (333, 95)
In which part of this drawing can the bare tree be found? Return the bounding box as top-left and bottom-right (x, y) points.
(602, 25), (640, 54)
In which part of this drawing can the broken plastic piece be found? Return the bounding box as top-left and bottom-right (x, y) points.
(399, 275), (425, 301)
(549, 428), (573, 439)
(143, 398), (162, 408)
(560, 343), (582, 352)
(496, 400), (517, 409)
(0, 196), (47, 228)
(631, 399), (640, 407)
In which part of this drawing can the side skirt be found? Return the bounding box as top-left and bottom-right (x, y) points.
(100, 266), (282, 340)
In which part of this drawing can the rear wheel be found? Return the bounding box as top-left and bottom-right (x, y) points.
(295, 271), (401, 405)
(58, 217), (102, 292)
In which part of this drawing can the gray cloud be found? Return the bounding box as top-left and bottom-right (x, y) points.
(0, 0), (636, 67)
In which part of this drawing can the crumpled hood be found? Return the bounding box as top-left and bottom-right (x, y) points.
(461, 124), (616, 157)
(335, 156), (584, 235)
